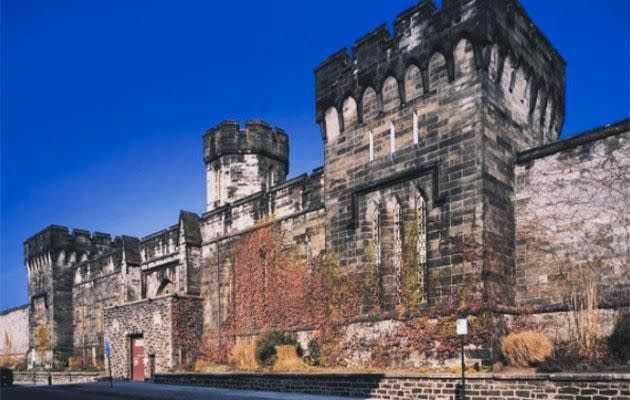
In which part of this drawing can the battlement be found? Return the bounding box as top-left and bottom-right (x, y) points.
(73, 235), (141, 285)
(315, 0), (565, 133)
(203, 119), (289, 166)
(24, 225), (116, 263)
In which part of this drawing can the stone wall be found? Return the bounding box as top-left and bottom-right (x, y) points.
(103, 295), (202, 379)
(13, 371), (102, 385)
(0, 304), (29, 357)
(200, 167), (325, 333)
(154, 372), (630, 400)
(515, 120), (630, 310)
(314, 0), (565, 312)
(24, 225), (118, 362)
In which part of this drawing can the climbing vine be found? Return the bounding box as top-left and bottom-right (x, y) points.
(199, 219), (496, 369)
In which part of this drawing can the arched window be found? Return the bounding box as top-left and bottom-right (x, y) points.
(366, 199), (383, 306)
(375, 209), (382, 267)
(156, 278), (173, 296)
(393, 199), (403, 304)
(324, 107), (340, 143)
(415, 192), (427, 302)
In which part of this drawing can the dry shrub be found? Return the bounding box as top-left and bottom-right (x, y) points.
(273, 345), (305, 371)
(229, 341), (257, 370)
(501, 330), (553, 368)
(193, 359), (212, 372)
(68, 356), (82, 371)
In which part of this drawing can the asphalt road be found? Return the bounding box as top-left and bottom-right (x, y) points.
(0, 381), (365, 400)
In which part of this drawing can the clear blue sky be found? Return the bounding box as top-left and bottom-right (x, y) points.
(1, 0), (628, 310)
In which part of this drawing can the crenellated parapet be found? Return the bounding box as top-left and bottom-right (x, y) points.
(203, 120), (289, 166)
(200, 166), (324, 242)
(203, 120), (291, 211)
(315, 0), (565, 141)
(24, 225), (117, 284)
(73, 235), (141, 285)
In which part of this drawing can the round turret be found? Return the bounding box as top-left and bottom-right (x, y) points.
(203, 120), (289, 211)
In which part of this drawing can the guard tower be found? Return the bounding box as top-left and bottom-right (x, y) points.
(203, 120), (289, 211)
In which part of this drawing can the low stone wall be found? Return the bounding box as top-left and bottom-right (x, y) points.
(13, 371), (103, 385)
(154, 372), (630, 400)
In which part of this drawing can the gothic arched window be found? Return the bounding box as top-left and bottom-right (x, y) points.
(375, 209), (382, 267)
(393, 199), (403, 304)
(415, 191), (428, 302)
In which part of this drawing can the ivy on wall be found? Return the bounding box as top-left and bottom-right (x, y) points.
(201, 219), (497, 368)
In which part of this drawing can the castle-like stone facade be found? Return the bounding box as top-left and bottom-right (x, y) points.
(1, 0), (628, 378)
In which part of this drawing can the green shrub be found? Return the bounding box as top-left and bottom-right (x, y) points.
(608, 313), (630, 364)
(305, 338), (320, 366)
(254, 330), (296, 367)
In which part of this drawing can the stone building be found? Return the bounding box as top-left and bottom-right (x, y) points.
(1, 0), (628, 379)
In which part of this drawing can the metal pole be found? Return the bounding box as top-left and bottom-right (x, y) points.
(460, 335), (466, 400)
(107, 354), (113, 389)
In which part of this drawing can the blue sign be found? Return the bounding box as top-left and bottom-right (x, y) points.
(104, 339), (112, 357)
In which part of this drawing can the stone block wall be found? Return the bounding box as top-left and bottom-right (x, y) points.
(72, 269), (123, 366)
(314, 0), (566, 311)
(154, 372), (630, 400)
(13, 371), (102, 385)
(0, 304), (29, 357)
(515, 120), (630, 310)
(104, 295), (202, 379)
(200, 167), (325, 333)
(24, 225), (118, 362)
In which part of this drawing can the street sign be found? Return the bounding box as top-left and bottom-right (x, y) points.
(456, 318), (468, 335)
(104, 339), (112, 357)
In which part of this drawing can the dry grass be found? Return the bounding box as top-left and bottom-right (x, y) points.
(229, 341), (258, 370)
(501, 330), (553, 368)
(273, 345), (306, 371)
(193, 359), (232, 372)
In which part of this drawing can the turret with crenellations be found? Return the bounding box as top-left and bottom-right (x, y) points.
(203, 120), (289, 211)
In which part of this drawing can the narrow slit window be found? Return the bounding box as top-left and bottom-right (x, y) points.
(368, 130), (374, 162)
(390, 121), (396, 154)
(413, 111), (419, 145)
(214, 168), (221, 203)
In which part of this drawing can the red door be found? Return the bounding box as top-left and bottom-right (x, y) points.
(131, 337), (144, 381)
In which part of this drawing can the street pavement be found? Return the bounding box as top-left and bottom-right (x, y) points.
(0, 381), (367, 400)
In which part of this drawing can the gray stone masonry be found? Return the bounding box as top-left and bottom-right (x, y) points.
(104, 295), (202, 379)
(155, 372), (630, 400)
(4, 0), (628, 372)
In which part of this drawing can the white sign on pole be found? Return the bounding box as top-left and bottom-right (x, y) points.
(456, 318), (468, 335)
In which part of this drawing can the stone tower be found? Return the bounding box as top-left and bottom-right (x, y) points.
(315, 0), (565, 310)
(24, 226), (115, 363)
(203, 120), (289, 211)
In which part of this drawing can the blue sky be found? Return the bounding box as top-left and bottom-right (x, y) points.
(1, 0), (628, 310)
